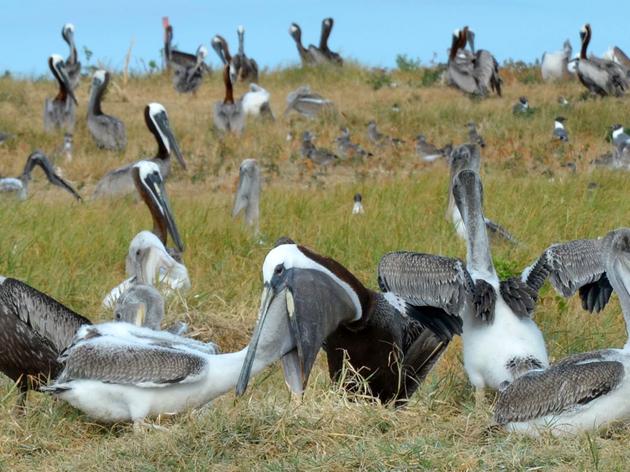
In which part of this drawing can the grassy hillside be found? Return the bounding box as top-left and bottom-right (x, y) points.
(1, 64), (630, 470)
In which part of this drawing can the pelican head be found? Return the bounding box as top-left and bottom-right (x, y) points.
(114, 284), (165, 330)
(91, 69), (108, 88)
(196, 45), (208, 61)
(212, 35), (230, 65)
(62, 23), (75, 42)
(237, 25), (245, 35)
(132, 161), (184, 253)
(289, 23), (302, 43)
(144, 103), (186, 169)
(49, 54), (78, 105)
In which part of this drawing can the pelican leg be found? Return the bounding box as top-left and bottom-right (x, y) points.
(133, 420), (170, 433)
(474, 387), (486, 408)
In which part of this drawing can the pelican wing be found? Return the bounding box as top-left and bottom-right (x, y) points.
(473, 50), (498, 94)
(447, 63), (478, 94)
(522, 239), (610, 312)
(169, 49), (197, 69)
(494, 350), (623, 425)
(56, 334), (208, 387)
(0, 278), (91, 353)
(377, 252), (472, 319)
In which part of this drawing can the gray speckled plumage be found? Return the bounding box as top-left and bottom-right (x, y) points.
(495, 350), (623, 425)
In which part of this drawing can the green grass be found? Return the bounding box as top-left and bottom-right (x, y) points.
(1, 66), (630, 470)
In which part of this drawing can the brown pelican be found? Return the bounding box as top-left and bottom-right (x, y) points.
(236, 238), (462, 404)
(319, 18), (343, 65)
(232, 26), (259, 82)
(284, 85), (333, 118)
(301, 131), (339, 167)
(352, 193), (364, 215)
(495, 228), (630, 436)
(367, 121), (404, 146)
(0, 278), (163, 406)
(213, 63), (245, 133)
(575, 24), (628, 97)
(608, 46), (630, 69)
(446, 144), (516, 243)
(171, 45), (209, 94)
(289, 23), (327, 65)
(44, 55), (77, 136)
(0, 151), (81, 201)
(61, 23), (81, 90)
(232, 159), (261, 233)
(553, 116), (569, 142)
(41, 278), (308, 425)
(379, 170), (547, 403)
(447, 27), (502, 97)
(336, 127), (372, 159)
(541, 40), (572, 82)
(93, 103), (186, 198)
(103, 161), (188, 308)
(242, 84), (274, 119)
(87, 70), (127, 151)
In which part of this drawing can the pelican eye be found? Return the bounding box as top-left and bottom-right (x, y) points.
(274, 264), (284, 275)
(115, 311), (122, 320)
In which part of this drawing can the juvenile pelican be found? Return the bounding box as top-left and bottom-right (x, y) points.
(0, 150), (81, 201)
(367, 121), (404, 146)
(415, 134), (449, 162)
(232, 26), (259, 83)
(284, 85), (332, 118)
(232, 159), (261, 233)
(301, 131), (339, 167)
(380, 170), (547, 401)
(575, 24), (628, 97)
(93, 103), (186, 198)
(289, 23), (327, 65)
(61, 23), (81, 90)
(236, 238), (462, 404)
(495, 228), (630, 436)
(0, 278), (163, 406)
(319, 17), (343, 65)
(103, 161), (188, 308)
(44, 54), (77, 135)
(87, 70), (127, 151)
(541, 40), (572, 82)
(336, 128), (372, 159)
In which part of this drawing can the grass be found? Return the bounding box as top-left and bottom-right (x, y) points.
(1, 64), (630, 470)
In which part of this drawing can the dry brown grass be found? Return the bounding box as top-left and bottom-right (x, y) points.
(1, 65), (630, 470)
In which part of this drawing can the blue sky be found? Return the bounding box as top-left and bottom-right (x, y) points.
(1, 1), (627, 76)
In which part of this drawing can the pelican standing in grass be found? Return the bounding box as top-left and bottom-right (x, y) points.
(575, 24), (628, 97)
(495, 228), (630, 436)
(61, 23), (81, 90)
(44, 55), (78, 160)
(232, 25), (259, 82)
(87, 70), (127, 151)
(171, 45), (209, 94)
(379, 170), (547, 403)
(212, 36), (245, 133)
(0, 278), (165, 407)
(236, 238), (462, 404)
(102, 161), (189, 308)
(0, 150), (81, 201)
(232, 159), (261, 234)
(93, 103), (186, 198)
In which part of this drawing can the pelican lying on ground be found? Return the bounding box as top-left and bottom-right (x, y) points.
(336, 127), (371, 159)
(575, 24), (628, 97)
(232, 159), (261, 233)
(301, 131), (339, 167)
(415, 134), (449, 162)
(495, 228), (630, 436)
(87, 70), (127, 151)
(0, 278), (163, 406)
(93, 103), (186, 198)
(236, 238), (462, 404)
(103, 161), (188, 308)
(285, 85), (333, 117)
(319, 17), (343, 65)
(541, 40), (572, 82)
(289, 23), (327, 65)
(380, 170), (547, 401)
(44, 55), (77, 135)
(0, 150), (81, 201)
(242, 84), (274, 119)
(232, 26), (259, 82)
(61, 23), (81, 90)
